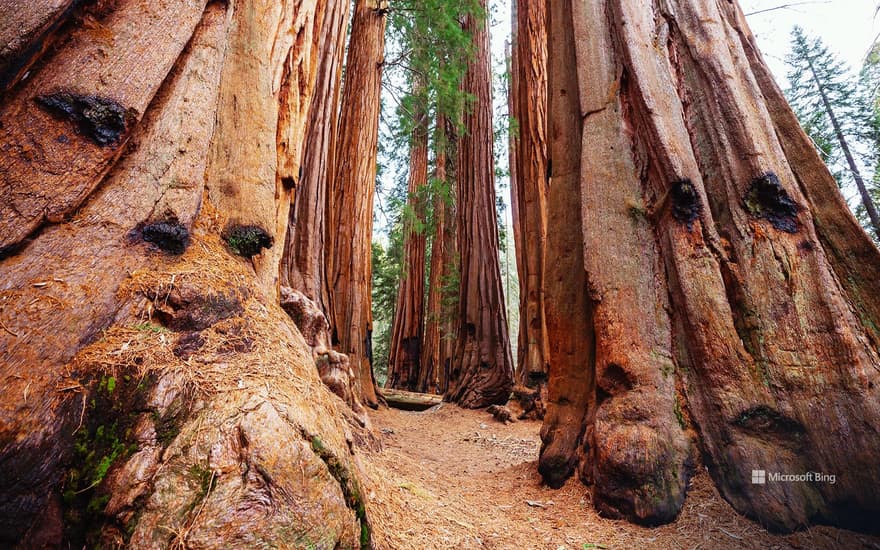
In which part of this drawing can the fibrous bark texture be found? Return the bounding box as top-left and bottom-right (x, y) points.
(386, 97), (429, 391)
(542, 0), (880, 533)
(329, 0), (387, 408)
(0, 1), (376, 547)
(0, 0), (77, 92)
(281, 0), (350, 315)
(206, 0), (320, 294)
(445, 3), (515, 409)
(511, 0), (549, 392)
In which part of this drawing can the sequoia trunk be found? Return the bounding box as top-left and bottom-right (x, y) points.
(419, 119), (451, 394)
(510, 0), (549, 391)
(328, 0), (387, 408)
(541, 0), (880, 533)
(386, 90), (429, 391)
(0, 1), (375, 547)
(445, 2), (515, 408)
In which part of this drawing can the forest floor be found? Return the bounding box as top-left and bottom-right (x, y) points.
(361, 404), (880, 550)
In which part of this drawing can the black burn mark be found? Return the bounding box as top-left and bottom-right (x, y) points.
(670, 179), (702, 228)
(140, 219), (190, 255)
(744, 172), (800, 233)
(733, 405), (806, 442)
(35, 91), (135, 146)
(222, 224), (273, 258)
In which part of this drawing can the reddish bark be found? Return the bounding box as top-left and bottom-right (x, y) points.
(510, 0), (550, 391)
(541, 0), (880, 532)
(386, 93), (429, 391)
(445, 2), (515, 408)
(0, 0), (209, 256)
(0, 1), (376, 546)
(419, 119), (450, 394)
(0, 0), (77, 93)
(281, 0), (350, 316)
(328, 0), (388, 408)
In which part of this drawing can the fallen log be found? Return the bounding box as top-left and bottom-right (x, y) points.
(380, 389), (443, 412)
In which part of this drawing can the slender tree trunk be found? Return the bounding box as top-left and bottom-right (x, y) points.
(386, 85), (429, 391)
(419, 129), (446, 395)
(438, 122), (459, 395)
(281, 0), (350, 315)
(1, 1), (375, 547)
(329, 0), (387, 408)
(507, 32), (526, 383)
(542, 0), (880, 533)
(511, 0), (549, 390)
(805, 55), (880, 240)
(445, 2), (515, 408)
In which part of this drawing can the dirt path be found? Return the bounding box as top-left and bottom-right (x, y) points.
(362, 404), (880, 550)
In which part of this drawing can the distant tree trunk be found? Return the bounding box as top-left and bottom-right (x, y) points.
(0, 1), (375, 547)
(804, 55), (880, 239)
(436, 121), (459, 396)
(511, 0), (549, 391)
(507, 32), (526, 382)
(386, 85), (429, 391)
(445, 2), (515, 408)
(329, 0), (387, 408)
(281, 0), (350, 315)
(419, 118), (449, 394)
(541, 0), (880, 533)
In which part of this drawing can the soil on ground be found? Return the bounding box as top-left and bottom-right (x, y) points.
(363, 404), (880, 550)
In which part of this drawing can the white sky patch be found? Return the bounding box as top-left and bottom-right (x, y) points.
(741, 0), (879, 86)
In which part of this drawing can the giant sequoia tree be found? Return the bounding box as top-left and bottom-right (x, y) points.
(0, 0), (373, 546)
(329, 0), (388, 408)
(540, 0), (880, 532)
(445, 1), (515, 408)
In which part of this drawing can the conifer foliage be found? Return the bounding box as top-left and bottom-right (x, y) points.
(785, 26), (880, 239)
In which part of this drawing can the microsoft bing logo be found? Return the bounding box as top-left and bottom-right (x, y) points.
(749, 469), (836, 484)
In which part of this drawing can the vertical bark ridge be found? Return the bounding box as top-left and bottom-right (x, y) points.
(542, 0), (880, 532)
(0, 4), (231, 540)
(419, 120), (449, 394)
(206, 0), (319, 296)
(539, 0), (595, 492)
(567, 0), (691, 524)
(281, 0), (350, 318)
(725, 2), (880, 351)
(652, 0), (880, 531)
